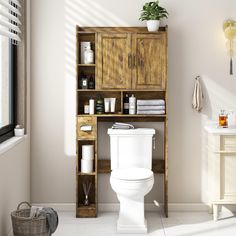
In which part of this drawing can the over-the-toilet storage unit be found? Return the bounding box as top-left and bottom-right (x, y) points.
(76, 26), (168, 217)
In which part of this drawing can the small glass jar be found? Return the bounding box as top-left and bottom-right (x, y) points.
(218, 110), (228, 127)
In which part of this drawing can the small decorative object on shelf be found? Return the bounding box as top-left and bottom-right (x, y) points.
(139, 0), (168, 32)
(104, 98), (110, 113)
(84, 101), (89, 114)
(96, 97), (104, 114)
(123, 94), (129, 114)
(88, 75), (95, 89)
(84, 43), (94, 64)
(110, 98), (116, 113)
(81, 42), (91, 64)
(82, 76), (88, 89)
(129, 94), (136, 115)
(89, 99), (95, 115)
(83, 181), (92, 206)
(14, 125), (24, 137)
(218, 109), (228, 127)
(228, 110), (236, 127)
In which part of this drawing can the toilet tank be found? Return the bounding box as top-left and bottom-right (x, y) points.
(107, 128), (155, 170)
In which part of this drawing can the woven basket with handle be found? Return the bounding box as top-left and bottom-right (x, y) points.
(11, 201), (50, 236)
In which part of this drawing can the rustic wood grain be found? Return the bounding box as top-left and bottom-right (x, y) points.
(97, 33), (132, 89)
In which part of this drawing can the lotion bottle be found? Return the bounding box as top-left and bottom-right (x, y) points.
(129, 94), (136, 115)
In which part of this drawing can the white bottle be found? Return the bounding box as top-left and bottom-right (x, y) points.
(129, 94), (136, 115)
(89, 99), (95, 115)
(84, 44), (94, 64)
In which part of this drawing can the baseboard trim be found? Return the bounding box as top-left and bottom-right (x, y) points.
(32, 203), (209, 212)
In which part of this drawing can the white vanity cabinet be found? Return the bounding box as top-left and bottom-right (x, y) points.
(205, 125), (236, 221)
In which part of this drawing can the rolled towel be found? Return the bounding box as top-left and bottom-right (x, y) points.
(137, 110), (165, 115)
(137, 105), (165, 111)
(137, 99), (165, 106)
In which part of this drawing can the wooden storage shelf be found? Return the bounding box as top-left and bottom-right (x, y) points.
(76, 26), (168, 218)
(78, 64), (96, 67)
(78, 172), (96, 176)
(98, 159), (165, 174)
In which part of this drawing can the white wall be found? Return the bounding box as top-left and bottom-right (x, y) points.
(30, 0), (236, 206)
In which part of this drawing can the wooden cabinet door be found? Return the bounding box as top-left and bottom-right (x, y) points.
(97, 33), (132, 89)
(132, 33), (167, 90)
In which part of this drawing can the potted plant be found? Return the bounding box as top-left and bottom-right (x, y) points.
(139, 1), (168, 32)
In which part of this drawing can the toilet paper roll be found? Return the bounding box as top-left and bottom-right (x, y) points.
(81, 159), (93, 173)
(82, 145), (94, 160)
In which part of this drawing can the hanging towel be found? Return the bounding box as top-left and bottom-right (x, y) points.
(192, 76), (204, 112)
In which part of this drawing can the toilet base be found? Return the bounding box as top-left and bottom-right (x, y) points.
(117, 219), (147, 234)
(116, 195), (147, 233)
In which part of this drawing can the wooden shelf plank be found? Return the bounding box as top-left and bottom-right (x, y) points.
(98, 159), (165, 174)
(76, 204), (97, 218)
(78, 172), (96, 176)
(77, 89), (166, 92)
(77, 114), (166, 118)
(78, 64), (96, 67)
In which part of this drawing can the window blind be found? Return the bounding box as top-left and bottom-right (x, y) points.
(0, 0), (21, 43)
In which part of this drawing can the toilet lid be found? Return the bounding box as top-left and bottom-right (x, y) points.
(111, 168), (153, 181)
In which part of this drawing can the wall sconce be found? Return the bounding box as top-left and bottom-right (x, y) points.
(223, 19), (236, 75)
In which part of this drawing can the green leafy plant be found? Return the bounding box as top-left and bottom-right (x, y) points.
(139, 1), (168, 21)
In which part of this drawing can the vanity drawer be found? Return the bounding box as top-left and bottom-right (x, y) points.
(221, 136), (236, 152)
(77, 117), (97, 139)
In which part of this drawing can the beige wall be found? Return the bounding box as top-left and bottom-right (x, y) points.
(31, 0), (236, 205)
(0, 1), (30, 235)
(0, 139), (30, 235)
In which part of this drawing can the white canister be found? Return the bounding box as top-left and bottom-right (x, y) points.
(82, 145), (94, 160)
(81, 159), (93, 173)
(89, 99), (95, 115)
(84, 44), (94, 64)
(129, 94), (136, 114)
(80, 42), (91, 64)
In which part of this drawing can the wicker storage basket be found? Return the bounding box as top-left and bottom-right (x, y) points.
(11, 202), (50, 236)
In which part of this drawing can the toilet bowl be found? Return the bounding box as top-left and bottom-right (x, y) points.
(110, 168), (154, 233)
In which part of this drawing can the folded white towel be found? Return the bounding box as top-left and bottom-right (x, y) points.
(137, 110), (165, 115)
(112, 122), (134, 129)
(192, 76), (204, 112)
(137, 99), (165, 106)
(137, 105), (165, 111)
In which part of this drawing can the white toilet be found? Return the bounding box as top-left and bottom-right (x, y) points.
(108, 128), (155, 234)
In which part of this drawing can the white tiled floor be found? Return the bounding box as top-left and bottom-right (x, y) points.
(55, 211), (236, 236)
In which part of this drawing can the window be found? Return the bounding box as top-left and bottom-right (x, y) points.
(0, 35), (16, 143)
(0, 0), (22, 143)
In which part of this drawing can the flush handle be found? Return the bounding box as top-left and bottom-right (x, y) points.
(153, 136), (156, 150)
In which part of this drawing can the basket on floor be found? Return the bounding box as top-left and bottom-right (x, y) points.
(11, 201), (50, 236)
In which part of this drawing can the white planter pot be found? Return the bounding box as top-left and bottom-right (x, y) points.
(146, 20), (160, 32)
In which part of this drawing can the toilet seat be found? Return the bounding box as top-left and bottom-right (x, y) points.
(111, 167), (153, 181)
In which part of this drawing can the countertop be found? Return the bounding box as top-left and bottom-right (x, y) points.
(205, 124), (236, 135)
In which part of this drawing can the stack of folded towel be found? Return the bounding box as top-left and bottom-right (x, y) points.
(137, 99), (165, 115)
(112, 122), (134, 129)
